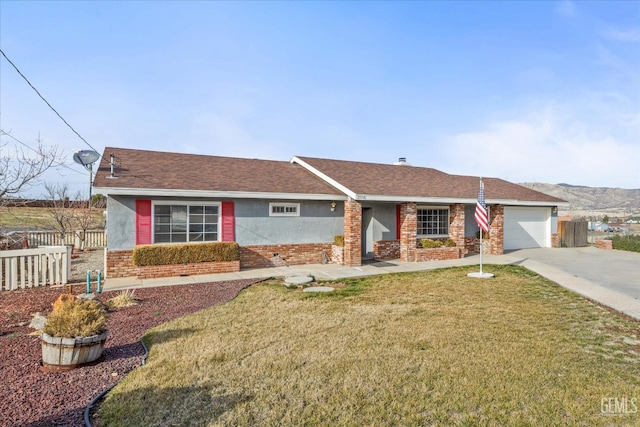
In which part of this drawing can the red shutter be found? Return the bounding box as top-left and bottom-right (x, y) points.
(136, 200), (152, 245)
(221, 201), (235, 242)
(396, 204), (401, 239)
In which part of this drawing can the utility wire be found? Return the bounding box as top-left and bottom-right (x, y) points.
(0, 48), (102, 158)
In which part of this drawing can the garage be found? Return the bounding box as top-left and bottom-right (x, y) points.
(504, 207), (550, 250)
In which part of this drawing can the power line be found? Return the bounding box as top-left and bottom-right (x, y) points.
(0, 128), (87, 177)
(0, 48), (102, 158)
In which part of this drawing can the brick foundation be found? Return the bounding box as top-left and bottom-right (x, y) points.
(595, 239), (613, 250)
(240, 243), (332, 268)
(105, 249), (240, 279)
(137, 261), (240, 279)
(373, 240), (400, 260)
(105, 250), (136, 278)
(416, 247), (462, 261)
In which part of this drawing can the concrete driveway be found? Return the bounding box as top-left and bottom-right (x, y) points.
(504, 246), (640, 320)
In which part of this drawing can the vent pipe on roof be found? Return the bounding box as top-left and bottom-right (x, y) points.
(107, 153), (117, 179)
(393, 157), (411, 166)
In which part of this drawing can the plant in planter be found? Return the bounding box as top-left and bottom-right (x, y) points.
(41, 294), (109, 371)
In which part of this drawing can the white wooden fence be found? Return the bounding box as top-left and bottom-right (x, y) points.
(0, 246), (71, 291)
(24, 230), (106, 249)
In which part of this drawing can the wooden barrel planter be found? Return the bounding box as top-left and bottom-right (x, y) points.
(41, 330), (108, 371)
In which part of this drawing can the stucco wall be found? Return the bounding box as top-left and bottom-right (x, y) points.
(235, 199), (343, 245)
(106, 196), (136, 250)
(105, 196), (343, 250)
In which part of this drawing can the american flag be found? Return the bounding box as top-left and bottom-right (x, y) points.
(474, 180), (489, 233)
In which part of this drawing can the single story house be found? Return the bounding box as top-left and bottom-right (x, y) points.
(93, 147), (567, 278)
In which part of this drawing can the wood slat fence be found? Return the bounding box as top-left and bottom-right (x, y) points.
(1, 246), (71, 291)
(559, 220), (588, 248)
(24, 230), (106, 249)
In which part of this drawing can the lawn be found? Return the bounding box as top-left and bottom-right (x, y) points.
(97, 265), (640, 426)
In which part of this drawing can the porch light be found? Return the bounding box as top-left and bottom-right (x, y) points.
(330, 201), (337, 212)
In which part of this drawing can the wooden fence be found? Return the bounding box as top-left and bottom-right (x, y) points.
(559, 220), (588, 247)
(24, 230), (106, 249)
(1, 246), (71, 291)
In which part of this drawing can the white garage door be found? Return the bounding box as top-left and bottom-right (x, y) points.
(504, 207), (550, 250)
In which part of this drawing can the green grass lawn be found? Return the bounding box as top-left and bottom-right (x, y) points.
(97, 265), (640, 426)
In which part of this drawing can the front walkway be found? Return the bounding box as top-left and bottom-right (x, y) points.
(103, 248), (640, 321)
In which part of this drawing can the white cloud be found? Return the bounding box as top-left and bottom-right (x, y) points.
(602, 28), (640, 43)
(555, 0), (576, 18)
(443, 101), (640, 189)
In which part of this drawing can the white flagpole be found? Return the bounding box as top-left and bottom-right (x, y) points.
(479, 228), (483, 275)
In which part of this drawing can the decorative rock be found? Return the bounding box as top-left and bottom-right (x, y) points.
(284, 275), (315, 285)
(76, 293), (97, 301)
(29, 313), (47, 331)
(303, 286), (335, 293)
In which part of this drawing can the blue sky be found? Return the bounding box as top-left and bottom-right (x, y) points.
(1, 0), (639, 198)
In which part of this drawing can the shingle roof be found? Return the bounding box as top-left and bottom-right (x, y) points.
(92, 147), (344, 196)
(293, 156), (566, 204)
(92, 147), (565, 204)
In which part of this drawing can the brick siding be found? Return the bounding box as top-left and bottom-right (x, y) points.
(488, 205), (504, 255)
(551, 233), (561, 248)
(400, 202), (417, 262)
(449, 203), (466, 253)
(343, 200), (362, 266)
(373, 240), (400, 260)
(331, 245), (344, 265)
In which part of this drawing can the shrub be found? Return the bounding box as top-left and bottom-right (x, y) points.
(132, 242), (240, 266)
(420, 238), (442, 249)
(444, 239), (457, 247)
(611, 234), (640, 253)
(43, 294), (108, 338)
(333, 235), (344, 247)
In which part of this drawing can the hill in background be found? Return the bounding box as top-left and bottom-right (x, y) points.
(519, 183), (640, 220)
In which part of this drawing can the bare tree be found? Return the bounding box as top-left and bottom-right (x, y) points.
(44, 182), (75, 245)
(0, 135), (60, 206)
(72, 191), (101, 250)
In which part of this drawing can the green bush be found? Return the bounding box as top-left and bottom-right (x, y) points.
(333, 235), (344, 247)
(132, 242), (240, 266)
(611, 234), (640, 253)
(444, 239), (457, 247)
(43, 295), (108, 338)
(420, 238), (442, 249)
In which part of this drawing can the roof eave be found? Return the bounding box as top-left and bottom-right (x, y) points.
(92, 186), (347, 201)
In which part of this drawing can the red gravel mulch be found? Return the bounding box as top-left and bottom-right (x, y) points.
(0, 279), (262, 427)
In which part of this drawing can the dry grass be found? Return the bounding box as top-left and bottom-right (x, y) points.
(97, 265), (640, 426)
(105, 290), (138, 309)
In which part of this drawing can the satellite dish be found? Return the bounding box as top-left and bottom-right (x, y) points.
(73, 150), (100, 170)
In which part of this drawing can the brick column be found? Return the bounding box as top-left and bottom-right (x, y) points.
(400, 202), (417, 262)
(449, 203), (466, 252)
(343, 200), (362, 266)
(489, 204), (504, 255)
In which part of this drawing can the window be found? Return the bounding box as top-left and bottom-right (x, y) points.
(154, 203), (219, 243)
(417, 207), (449, 236)
(269, 202), (300, 217)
